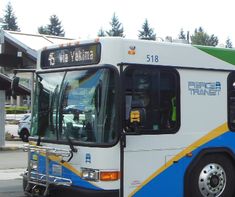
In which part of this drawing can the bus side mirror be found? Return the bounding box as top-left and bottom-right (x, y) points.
(11, 76), (20, 99)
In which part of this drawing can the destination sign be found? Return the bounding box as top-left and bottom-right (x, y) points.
(40, 43), (101, 69)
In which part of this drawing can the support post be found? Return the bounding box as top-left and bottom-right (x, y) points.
(0, 90), (5, 147)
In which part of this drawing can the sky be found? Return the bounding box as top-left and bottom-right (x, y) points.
(1, 0), (235, 45)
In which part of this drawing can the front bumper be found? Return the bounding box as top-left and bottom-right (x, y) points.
(49, 185), (119, 197)
(23, 174), (119, 197)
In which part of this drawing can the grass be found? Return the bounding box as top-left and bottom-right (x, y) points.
(5, 106), (30, 114)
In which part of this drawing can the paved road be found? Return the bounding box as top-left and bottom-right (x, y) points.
(0, 150), (27, 197)
(0, 179), (25, 197)
(0, 114), (29, 196)
(0, 150), (27, 169)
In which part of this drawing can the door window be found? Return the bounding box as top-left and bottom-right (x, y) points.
(124, 66), (180, 134)
(228, 72), (235, 130)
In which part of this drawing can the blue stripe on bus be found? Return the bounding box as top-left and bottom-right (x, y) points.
(133, 131), (235, 197)
(36, 155), (101, 190)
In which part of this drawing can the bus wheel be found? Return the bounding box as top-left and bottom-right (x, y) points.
(23, 177), (31, 196)
(188, 154), (235, 197)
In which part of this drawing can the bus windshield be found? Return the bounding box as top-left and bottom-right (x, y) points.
(31, 67), (118, 145)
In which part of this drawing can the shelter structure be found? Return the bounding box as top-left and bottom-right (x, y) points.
(0, 30), (74, 105)
(0, 30), (74, 147)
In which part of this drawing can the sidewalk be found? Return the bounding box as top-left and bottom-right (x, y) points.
(0, 140), (26, 151)
(0, 168), (25, 180)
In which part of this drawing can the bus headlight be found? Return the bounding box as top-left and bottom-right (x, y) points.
(81, 168), (99, 182)
(31, 160), (38, 170)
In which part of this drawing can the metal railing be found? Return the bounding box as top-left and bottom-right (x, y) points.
(23, 144), (72, 196)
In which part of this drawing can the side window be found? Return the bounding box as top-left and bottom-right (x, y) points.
(124, 66), (180, 134)
(228, 72), (235, 130)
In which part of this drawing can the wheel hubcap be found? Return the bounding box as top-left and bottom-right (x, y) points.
(210, 175), (219, 188)
(198, 163), (226, 197)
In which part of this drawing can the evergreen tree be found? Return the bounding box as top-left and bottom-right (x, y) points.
(48, 15), (65, 36)
(207, 34), (219, 46)
(38, 15), (65, 37)
(191, 27), (218, 46)
(38, 26), (50, 35)
(225, 37), (233, 48)
(138, 19), (156, 40)
(106, 13), (124, 37)
(3, 2), (20, 31)
(178, 28), (186, 40)
(191, 27), (207, 45)
(97, 27), (106, 37)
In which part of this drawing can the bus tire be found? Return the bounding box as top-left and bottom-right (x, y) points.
(187, 153), (235, 197)
(23, 177), (31, 197)
(23, 177), (27, 191)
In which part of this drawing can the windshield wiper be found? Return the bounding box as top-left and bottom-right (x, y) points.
(65, 122), (78, 153)
(66, 137), (77, 162)
(61, 121), (77, 162)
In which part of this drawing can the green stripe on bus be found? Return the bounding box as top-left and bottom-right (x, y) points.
(195, 45), (235, 65)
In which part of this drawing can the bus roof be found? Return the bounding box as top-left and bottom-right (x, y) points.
(37, 37), (235, 71)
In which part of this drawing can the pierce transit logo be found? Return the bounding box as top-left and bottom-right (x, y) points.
(188, 81), (221, 96)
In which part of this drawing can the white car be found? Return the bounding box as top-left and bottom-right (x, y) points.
(18, 114), (31, 142)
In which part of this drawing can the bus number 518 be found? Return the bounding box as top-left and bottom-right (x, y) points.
(147, 54), (159, 63)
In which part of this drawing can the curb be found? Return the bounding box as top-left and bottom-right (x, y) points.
(0, 146), (22, 151)
(0, 139), (24, 151)
(6, 138), (22, 141)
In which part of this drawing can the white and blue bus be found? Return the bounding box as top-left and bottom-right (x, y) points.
(22, 37), (235, 197)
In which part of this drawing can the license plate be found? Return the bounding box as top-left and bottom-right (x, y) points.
(52, 164), (62, 176)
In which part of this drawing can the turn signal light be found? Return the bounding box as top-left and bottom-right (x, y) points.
(100, 171), (120, 181)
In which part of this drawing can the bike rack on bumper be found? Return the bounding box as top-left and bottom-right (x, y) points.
(23, 145), (72, 197)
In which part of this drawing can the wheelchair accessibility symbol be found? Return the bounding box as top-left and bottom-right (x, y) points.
(85, 153), (91, 163)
